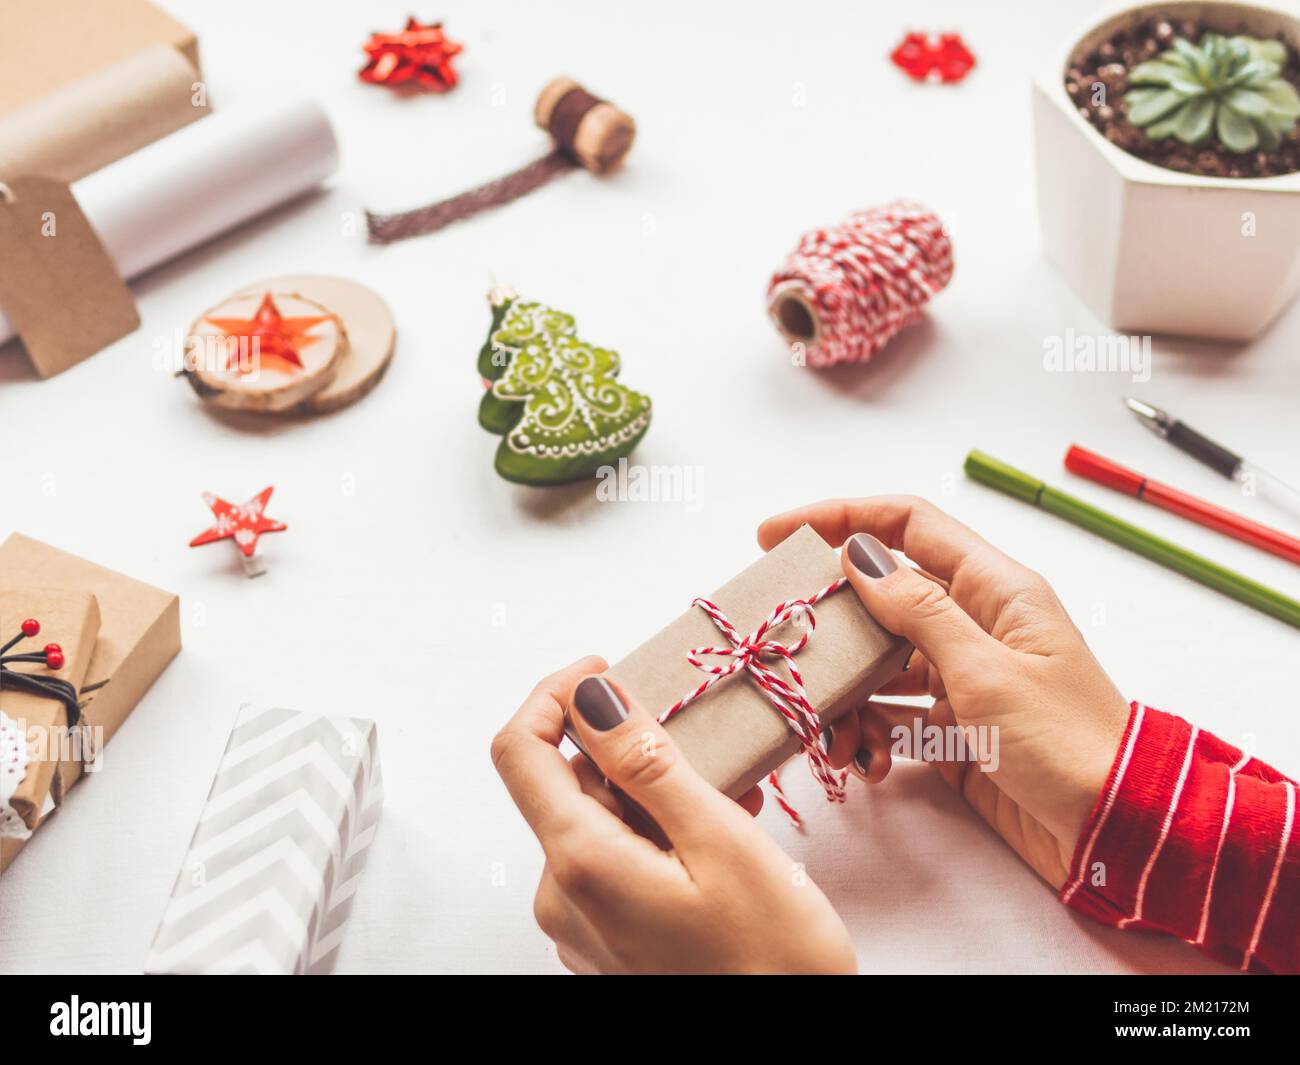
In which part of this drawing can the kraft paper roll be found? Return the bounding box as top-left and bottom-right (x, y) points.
(0, 98), (339, 347)
(0, 44), (208, 185)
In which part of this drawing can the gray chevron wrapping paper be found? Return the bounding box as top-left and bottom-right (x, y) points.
(145, 705), (383, 975)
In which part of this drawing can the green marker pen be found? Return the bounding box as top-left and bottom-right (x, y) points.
(964, 450), (1300, 630)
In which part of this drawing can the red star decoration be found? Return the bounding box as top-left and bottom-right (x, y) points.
(359, 18), (463, 93)
(189, 487), (287, 559)
(204, 292), (332, 375)
(890, 32), (976, 83)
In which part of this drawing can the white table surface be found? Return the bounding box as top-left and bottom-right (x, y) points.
(2, 0), (1296, 975)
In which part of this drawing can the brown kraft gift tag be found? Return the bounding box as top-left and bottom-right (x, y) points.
(0, 175), (139, 377)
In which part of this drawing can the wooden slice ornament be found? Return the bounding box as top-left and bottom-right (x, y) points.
(182, 276), (396, 416)
(184, 290), (342, 412)
(236, 276), (397, 414)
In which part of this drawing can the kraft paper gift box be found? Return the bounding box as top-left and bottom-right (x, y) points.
(602, 525), (912, 800)
(0, 533), (181, 873)
(0, 0), (199, 117)
(146, 706), (384, 975)
(0, 1), (207, 185)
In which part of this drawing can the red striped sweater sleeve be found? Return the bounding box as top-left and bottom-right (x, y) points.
(1060, 702), (1298, 974)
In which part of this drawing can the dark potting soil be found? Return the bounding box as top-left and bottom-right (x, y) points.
(1067, 13), (1300, 178)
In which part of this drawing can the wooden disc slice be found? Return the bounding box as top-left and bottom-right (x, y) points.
(185, 290), (342, 412)
(237, 276), (397, 414)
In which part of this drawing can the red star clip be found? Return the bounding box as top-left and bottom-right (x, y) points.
(890, 32), (976, 83)
(189, 487), (287, 577)
(204, 292), (332, 376)
(359, 18), (463, 93)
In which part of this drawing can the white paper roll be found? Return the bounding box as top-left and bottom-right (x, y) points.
(0, 98), (340, 346)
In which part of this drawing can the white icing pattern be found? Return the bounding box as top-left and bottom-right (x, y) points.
(490, 300), (652, 462)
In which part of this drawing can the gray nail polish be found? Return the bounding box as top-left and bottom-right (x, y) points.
(847, 533), (899, 579)
(821, 726), (834, 751)
(853, 749), (872, 776)
(574, 676), (628, 732)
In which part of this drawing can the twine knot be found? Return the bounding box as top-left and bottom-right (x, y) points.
(658, 577), (848, 826)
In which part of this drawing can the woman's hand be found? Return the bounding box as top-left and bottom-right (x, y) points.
(492, 657), (856, 974)
(759, 496), (1132, 890)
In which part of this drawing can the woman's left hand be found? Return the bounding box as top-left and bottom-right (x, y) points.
(492, 656), (857, 974)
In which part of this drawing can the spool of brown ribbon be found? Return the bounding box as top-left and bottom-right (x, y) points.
(365, 76), (635, 244)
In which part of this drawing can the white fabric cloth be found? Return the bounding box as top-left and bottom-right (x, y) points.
(1, 0), (1295, 974)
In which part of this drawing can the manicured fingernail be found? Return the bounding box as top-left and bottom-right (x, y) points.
(574, 676), (628, 732)
(821, 726), (834, 752)
(847, 533), (899, 579)
(851, 749), (872, 781)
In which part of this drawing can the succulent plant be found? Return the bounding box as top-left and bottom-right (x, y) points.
(1124, 33), (1300, 153)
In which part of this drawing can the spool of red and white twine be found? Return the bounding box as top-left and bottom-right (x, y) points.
(767, 200), (953, 369)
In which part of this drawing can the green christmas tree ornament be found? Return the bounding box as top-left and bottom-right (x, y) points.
(477, 288), (652, 485)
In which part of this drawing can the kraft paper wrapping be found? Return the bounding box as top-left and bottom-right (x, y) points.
(0, 0), (198, 117)
(0, 44), (208, 185)
(0, 589), (101, 834)
(0, 100), (340, 348)
(0, 533), (182, 874)
(606, 525), (913, 799)
(146, 706), (384, 975)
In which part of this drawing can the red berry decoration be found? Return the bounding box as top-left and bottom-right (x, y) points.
(0, 625), (78, 727)
(889, 31), (976, 84)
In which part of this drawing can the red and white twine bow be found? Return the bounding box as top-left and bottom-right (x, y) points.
(658, 578), (848, 826)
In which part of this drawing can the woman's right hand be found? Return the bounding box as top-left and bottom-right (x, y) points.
(759, 496), (1133, 890)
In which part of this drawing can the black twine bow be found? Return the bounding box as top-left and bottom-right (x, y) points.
(0, 624), (105, 729)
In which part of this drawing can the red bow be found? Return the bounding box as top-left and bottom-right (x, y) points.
(890, 32), (976, 84)
(359, 18), (464, 93)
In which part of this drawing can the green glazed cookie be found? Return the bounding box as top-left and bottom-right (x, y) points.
(477, 288), (652, 485)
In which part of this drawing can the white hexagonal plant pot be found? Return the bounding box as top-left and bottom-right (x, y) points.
(1033, 1), (1300, 341)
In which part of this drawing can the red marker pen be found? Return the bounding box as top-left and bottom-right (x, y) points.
(1065, 444), (1300, 567)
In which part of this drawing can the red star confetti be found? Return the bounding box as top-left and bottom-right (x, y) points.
(189, 487), (287, 578)
(359, 18), (463, 93)
(203, 292), (332, 376)
(890, 32), (976, 83)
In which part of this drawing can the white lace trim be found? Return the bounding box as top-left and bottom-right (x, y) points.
(1, 710), (33, 840)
